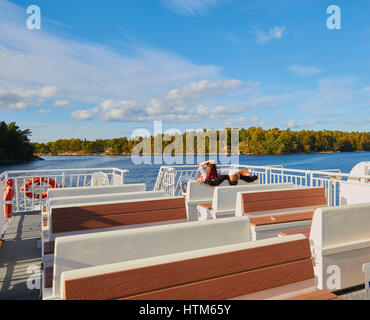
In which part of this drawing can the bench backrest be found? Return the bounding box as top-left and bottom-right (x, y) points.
(59, 234), (312, 300)
(46, 184), (147, 213)
(53, 216), (252, 297)
(236, 187), (327, 216)
(47, 184), (146, 199)
(48, 190), (167, 213)
(212, 183), (295, 213)
(310, 203), (370, 290)
(50, 194), (185, 235)
(186, 178), (259, 203)
(310, 203), (370, 249)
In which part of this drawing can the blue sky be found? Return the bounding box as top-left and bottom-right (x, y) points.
(0, 0), (369, 142)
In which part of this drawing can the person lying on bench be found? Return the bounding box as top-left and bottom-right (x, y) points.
(180, 160), (220, 193)
(205, 169), (258, 186)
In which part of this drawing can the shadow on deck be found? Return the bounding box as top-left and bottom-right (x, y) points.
(0, 212), (42, 300)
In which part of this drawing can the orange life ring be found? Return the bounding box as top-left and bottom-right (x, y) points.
(20, 177), (58, 199)
(3, 179), (14, 220)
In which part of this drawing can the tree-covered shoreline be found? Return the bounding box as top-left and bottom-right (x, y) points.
(0, 121), (38, 165)
(31, 127), (370, 156)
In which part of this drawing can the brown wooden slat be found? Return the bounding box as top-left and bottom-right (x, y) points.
(242, 188), (326, 214)
(198, 203), (212, 210)
(287, 290), (341, 300)
(43, 241), (55, 255)
(249, 211), (314, 226)
(45, 267), (53, 288)
(64, 239), (312, 300)
(244, 197), (326, 213)
(52, 208), (186, 234)
(120, 259), (313, 300)
(242, 188), (325, 203)
(52, 198), (185, 221)
(279, 228), (311, 238)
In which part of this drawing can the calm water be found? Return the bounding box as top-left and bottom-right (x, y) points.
(1, 152), (370, 190)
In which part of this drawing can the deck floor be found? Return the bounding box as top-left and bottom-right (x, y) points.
(0, 212), (41, 300)
(0, 212), (367, 300)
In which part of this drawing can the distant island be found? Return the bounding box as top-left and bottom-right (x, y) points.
(31, 127), (370, 156)
(0, 121), (42, 165)
(2, 122), (369, 163)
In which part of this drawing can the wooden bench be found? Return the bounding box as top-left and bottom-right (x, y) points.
(51, 196), (186, 234)
(236, 187), (327, 240)
(185, 178), (259, 221)
(197, 183), (295, 221)
(57, 233), (339, 300)
(42, 190), (167, 233)
(42, 195), (186, 258)
(42, 216), (252, 299)
(310, 203), (370, 291)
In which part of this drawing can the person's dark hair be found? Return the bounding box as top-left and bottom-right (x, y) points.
(206, 163), (218, 180)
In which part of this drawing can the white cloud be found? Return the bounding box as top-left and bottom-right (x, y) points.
(285, 118), (322, 129)
(253, 26), (286, 44)
(163, 0), (230, 15)
(286, 120), (299, 129)
(69, 77), (259, 124)
(146, 79), (257, 115)
(0, 0), (221, 110)
(99, 100), (143, 122)
(71, 108), (99, 121)
(223, 116), (263, 127)
(288, 64), (321, 76)
(0, 86), (59, 110)
(53, 100), (71, 107)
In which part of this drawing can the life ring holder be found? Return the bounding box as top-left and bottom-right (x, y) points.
(20, 177), (58, 200)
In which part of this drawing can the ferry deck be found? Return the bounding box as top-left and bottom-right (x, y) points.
(1, 163), (370, 300)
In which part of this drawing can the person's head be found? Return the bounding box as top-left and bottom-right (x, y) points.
(228, 169), (240, 185)
(206, 161), (218, 180)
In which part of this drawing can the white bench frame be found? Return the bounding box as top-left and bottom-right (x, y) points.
(185, 179), (259, 221)
(310, 203), (370, 291)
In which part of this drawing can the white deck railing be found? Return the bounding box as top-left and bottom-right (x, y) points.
(0, 168), (128, 213)
(154, 164), (370, 207)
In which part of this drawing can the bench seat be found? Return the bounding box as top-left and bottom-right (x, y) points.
(41, 190), (169, 240)
(185, 179), (260, 221)
(43, 216), (252, 299)
(42, 195), (187, 262)
(197, 183), (295, 221)
(287, 290), (343, 300)
(279, 228), (311, 238)
(59, 234), (312, 300)
(58, 234), (340, 301)
(236, 187), (327, 240)
(249, 210), (314, 226)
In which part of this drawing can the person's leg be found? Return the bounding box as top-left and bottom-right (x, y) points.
(240, 175), (259, 183)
